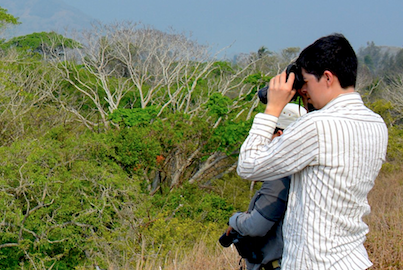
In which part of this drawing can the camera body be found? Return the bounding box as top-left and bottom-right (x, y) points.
(219, 229), (263, 264)
(219, 228), (239, 247)
(258, 62), (304, 104)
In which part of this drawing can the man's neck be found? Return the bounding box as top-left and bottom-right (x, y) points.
(329, 85), (355, 101)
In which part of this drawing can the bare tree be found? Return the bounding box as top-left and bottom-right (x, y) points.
(0, 50), (60, 145)
(47, 22), (216, 129)
(45, 22), (270, 190)
(383, 74), (403, 125)
(48, 22), (262, 130)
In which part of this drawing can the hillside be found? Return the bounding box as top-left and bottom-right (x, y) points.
(1, 0), (94, 38)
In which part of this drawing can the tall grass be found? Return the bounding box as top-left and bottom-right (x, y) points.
(113, 242), (241, 270)
(365, 170), (403, 269)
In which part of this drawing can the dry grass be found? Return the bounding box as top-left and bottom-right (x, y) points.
(160, 242), (241, 270)
(127, 242), (241, 270)
(365, 170), (403, 269)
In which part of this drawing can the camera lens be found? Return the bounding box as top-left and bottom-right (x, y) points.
(257, 86), (269, 104)
(257, 63), (303, 104)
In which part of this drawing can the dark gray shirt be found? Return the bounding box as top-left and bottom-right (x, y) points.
(229, 176), (290, 268)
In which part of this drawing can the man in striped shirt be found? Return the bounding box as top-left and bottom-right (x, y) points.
(236, 34), (388, 270)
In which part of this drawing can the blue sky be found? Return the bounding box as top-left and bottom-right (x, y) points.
(62, 0), (403, 55)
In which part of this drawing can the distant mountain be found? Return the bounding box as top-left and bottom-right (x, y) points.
(1, 0), (94, 38)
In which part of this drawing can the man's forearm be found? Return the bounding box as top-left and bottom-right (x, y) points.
(229, 210), (276, 237)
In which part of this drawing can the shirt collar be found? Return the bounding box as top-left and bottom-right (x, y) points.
(321, 92), (363, 110)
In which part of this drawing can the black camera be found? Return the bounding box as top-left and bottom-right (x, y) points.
(219, 229), (263, 264)
(219, 229), (239, 247)
(258, 62), (304, 104)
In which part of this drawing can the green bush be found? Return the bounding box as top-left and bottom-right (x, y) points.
(0, 128), (145, 269)
(142, 183), (234, 257)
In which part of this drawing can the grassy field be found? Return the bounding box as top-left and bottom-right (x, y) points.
(364, 170), (403, 269)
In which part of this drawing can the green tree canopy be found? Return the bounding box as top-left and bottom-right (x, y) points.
(0, 31), (80, 55)
(0, 7), (20, 29)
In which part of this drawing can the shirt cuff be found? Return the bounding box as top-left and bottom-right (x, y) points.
(229, 212), (242, 233)
(249, 113), (278, 138)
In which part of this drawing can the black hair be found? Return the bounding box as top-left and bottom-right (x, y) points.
(296, 33), (357, 88)
(274, 127), (284, 134)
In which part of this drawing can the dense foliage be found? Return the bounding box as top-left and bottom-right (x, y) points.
(0, 9), (402, 268)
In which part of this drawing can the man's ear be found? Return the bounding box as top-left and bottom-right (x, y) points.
(323, 70), (334, 86)
(276, 130), (283, 136)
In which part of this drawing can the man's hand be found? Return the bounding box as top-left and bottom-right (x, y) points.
(264, 71), (297, 117)
(226, 226), (233, 236)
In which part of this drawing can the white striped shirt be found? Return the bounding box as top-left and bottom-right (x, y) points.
(237, 92), (388, 270)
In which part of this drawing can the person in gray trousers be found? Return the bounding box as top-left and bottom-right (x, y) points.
(226, 103), (307, 270)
